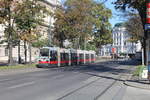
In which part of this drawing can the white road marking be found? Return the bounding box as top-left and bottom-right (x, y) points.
(83, 76), (98, 84)
(73, 71), (79, 73)
(52, 75), (64, 79)
(8, 81), (35, 89)
(0, 79), (11, 82)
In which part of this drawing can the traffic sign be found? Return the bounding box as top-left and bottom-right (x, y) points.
(147, 2), (150, 23)
(145, 24), (150, 30)
(112, 48), (116, 53)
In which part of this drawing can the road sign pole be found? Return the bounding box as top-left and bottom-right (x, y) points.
(146, 0), (150, 80)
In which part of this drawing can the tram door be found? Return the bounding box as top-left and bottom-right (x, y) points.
(71, 53), (77, 65)
(91, 54), (95, 63)
(79, 53), (84, 64)
(50, 50), (58, 66)
(85, 54), (90, 63)
(60, 53), (69, 66)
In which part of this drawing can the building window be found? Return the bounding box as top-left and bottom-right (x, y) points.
(5, 48), (8, 56)
(124, 41), (126, 46)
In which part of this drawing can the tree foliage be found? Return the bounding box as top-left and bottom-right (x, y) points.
(0, 0), (51, 65)
(114, 0), (146, 27)
(114, 0), (149, 65)
(32, 38), (49, 48)
(0, 0), (20, 65)
(125, 14), (144, 43)
(15, 0), (51, 42)
(53, 0), (112, 49)
(92, 3), (112, 48)
(0, 0), (19, 43)
(114, 0), (146, 46)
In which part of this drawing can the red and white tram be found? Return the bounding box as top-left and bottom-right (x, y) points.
(37, 47), (96, 67)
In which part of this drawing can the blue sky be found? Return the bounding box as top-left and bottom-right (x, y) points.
(104, 0), (125, 27)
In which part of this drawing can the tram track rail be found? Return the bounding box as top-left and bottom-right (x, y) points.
(56, 72), (123, 100)
(94, 65), (134, 100)
(56, 77), (102, 100)
(94, 75), (122, 100)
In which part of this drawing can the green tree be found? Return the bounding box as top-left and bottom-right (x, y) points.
(114, 0), (148, 64)
(0, 0), (20, 65)
(15, 0), (51, 64)
(125, 14), (144, 44)
(114, 0), (146, 25)
(32, 38), (49, 48)
(53, 0), (112, 50)
(92, 3), (112, 49)
(53, 0), (94, 48)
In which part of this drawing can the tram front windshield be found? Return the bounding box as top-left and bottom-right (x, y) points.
(40, 48), (49, 57)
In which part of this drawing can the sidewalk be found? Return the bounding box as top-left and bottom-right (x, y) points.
(122, 85), (150, 100)
(123, 75), (150, 100)
(124, 74), (150, 90)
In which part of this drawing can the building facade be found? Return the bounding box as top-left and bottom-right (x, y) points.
(112, 24), (137, 56)
(99, 44), (112, 57)
(0, 0), (60, 62)
(99, 23), (142, 57)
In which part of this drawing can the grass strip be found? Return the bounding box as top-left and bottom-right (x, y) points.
(0, 64), (36, 70)
(133, 65), (146, 76)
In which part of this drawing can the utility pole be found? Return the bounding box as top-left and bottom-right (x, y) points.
(48, 16), (52, 46)
(146, 0), (150, 80)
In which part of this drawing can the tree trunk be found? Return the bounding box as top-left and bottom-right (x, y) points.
(144, 29), (149, 66)
(29, 42), (32, 64)
(18, 41), (21, 64)
(84, 38), (86, 50)
(60, 40), (64, 48)
(8, 42), (13, 66)
(24, 41), (27, 64)
(78, 38), (80, 49)
(8, 6), (13, 66)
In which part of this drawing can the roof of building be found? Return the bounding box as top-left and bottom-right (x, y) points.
(114, 23), (125, 27)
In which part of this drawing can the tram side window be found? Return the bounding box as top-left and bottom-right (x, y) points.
(86, 54), (89, 60)
(40, 49), (49, 56)
(60, 53), (63, 61)
(50, 50), (57, 61)
(71, 53), (77, 61)
(79, 54), (84, 60)
(91, 54), (94, 59)
(64, 53), (69, 61)
(71, 53), (73, 61)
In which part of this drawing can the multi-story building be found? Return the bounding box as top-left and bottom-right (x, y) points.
(99, 44), (112, 57)
(40, 0), (60, 39)
(112, 23), (140, 56)
(99, 23), (141, 57)
(0, 0), (60, 62)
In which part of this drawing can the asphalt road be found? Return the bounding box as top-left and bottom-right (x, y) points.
(0, 59), (137, 100)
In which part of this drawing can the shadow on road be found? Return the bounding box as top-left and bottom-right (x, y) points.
(36, 59), (140, 82)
